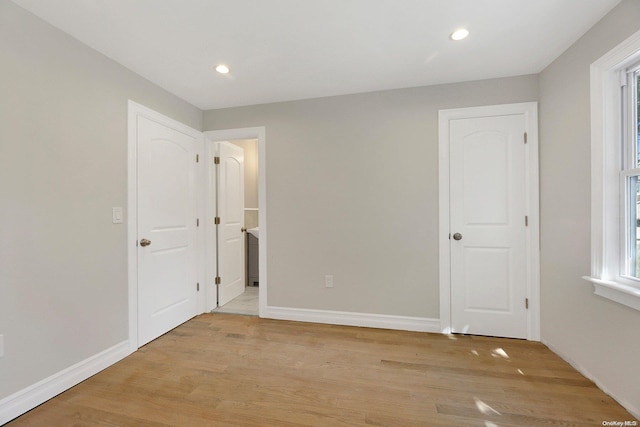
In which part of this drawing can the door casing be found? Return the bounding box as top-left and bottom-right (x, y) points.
(438, 102), (540, 341)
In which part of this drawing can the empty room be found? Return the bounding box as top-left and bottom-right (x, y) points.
(1, 0), (639, 425)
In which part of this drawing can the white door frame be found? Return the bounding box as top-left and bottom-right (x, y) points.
(438, 102), (540, 341)
(127, 101), (206, 352)
(203, 127), (267, 317)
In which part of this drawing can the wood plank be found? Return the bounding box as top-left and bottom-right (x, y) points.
(5, 314), (636, 426)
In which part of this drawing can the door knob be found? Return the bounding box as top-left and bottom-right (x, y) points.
(241, 227), (247, 232)
(139, 238), (151, 247)
(452, 233), (462, 241)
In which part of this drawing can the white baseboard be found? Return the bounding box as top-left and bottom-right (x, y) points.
(0, 340), (130, 425)
(264, 305), (441, 333)
(541, 338), (640, 420)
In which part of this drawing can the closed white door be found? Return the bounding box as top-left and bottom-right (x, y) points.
(449, 114), (528, 338)
(217, 142), (245, 306)
(137, 116), (199, 346)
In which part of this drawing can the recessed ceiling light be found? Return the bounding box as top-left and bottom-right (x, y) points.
(450, 28), (469, 41)
(215, 64), (230, 74)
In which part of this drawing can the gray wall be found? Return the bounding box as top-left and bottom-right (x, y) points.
(539, 0), (640, 414)
(204, 76), (539, 317)
(0, 2), (201, 400)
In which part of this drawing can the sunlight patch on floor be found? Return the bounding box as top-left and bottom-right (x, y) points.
(474, 398), (501, 416)
(491, 348), (509, 359)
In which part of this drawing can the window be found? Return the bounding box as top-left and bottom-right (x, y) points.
(622, 65), (640, 279)
(586, 30), (640, 311)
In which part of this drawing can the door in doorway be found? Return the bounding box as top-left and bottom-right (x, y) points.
(137, 115), (199, 346)
(447, 109), (533, 339)
(217, 141), (245, 306)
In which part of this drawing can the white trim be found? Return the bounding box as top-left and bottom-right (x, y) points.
(583, 276), (640, 311)
(542, 338), (640, 420)
(126, 101), (139, 353)
(203, 127), (267, 317)
(438, 102), (541, 340)
(127, 101), (205, 352)
(0, 341), (130, 425)
(588, 28), (640, 311)
(204, 138), (218, 311)
(265, 306), (441, 333)
(438, 112), (451, 334)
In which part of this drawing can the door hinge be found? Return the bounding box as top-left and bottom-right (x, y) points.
(525, 216), (529, 226)
(214, 156), (220, 164)
(196, 154), (200, 163)
(524, 132), (528, 144)
(215, 276), (221, 285)
(197, 218), (200, 227)
(214, 216), (220, 225)
(197, 282), (200, 291)
(525, 298), (529, 309)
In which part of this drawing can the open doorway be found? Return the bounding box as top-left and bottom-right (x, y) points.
(203, 127), (266, 318)
(216, 138), (259, 315)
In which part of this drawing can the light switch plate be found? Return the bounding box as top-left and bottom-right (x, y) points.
(112, 207), (123, 224)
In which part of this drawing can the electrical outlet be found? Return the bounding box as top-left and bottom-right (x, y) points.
(325, 275), (334, 288)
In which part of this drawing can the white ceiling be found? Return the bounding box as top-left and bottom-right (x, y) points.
(11, 0), (621, 110)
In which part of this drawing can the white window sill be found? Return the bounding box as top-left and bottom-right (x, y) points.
(583, 276), (640, 311)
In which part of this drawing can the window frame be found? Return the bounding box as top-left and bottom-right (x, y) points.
(620, 171), (640, 279)
(585, 29), (640, 311)
(619, 63), (640, 281)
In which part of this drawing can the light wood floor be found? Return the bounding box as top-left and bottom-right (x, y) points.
(7, 314), (635, 426)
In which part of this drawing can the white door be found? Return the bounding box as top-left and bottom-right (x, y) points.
(137, 116), (199, 346)
(217, 142), (245, 306)
(449, 114), (528, 338)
